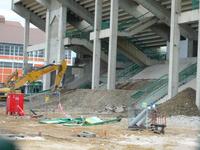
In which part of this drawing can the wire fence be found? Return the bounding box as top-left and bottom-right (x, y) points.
(29, 91), (62, 117)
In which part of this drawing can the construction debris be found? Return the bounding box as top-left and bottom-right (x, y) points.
(77, 131), (96, 138)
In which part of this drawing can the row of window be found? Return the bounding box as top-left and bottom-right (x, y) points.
(0, 43), (23, 56)
(0, 43), (44, 58)
(0, 43), (73, 59)
(27, 50), (44, 58)
(0, 62), (33, 68)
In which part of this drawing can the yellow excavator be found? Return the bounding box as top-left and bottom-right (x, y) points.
(0, 59), (67, 100)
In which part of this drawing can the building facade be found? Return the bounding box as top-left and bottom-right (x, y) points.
(0, 15), (75, 83)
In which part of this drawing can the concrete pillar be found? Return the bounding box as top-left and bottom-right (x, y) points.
(23, 18), (30, 75)
(107, 0), (118, 90)
(196, 0), (200, 110)
(43, 0), (67, 90)
(92, 0), (102, 89)
(168, 0), (181, 99)
(188, 39), (194, 57)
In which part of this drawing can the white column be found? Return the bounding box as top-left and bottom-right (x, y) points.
(43, 8), (50, 90)
(92, 0), (102, 89)
(43, 0), (67, 90)
(168, 0), (181, 98)
(57, 5), (67, 62)
(196, 0), (200, 110)
(107, 0), (118, 90)
(23, 18), (30, 75)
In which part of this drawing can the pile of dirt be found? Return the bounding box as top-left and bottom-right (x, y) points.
(60, 89), (133, 114)
(158, 88), (200, 116)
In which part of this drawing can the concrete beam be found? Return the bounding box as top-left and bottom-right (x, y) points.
(90, 28), (111, 40)
(12, 3), (45, 31)
(119, 17), (158, 37)
(57, 0), (94, 25)
(35, 0), (50, 8)
(134, 0), (197, 40)
(168, 0), (181, 99)
(150, 24), (170, 41)
(90, 17), (157, 38)
(178, 9), (199, 24)
(118, 37), (160, 66)
(118, 0), (169, 42)
(119, 0), (152, 18)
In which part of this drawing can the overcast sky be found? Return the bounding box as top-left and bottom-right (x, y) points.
(0, 0), (35, 27)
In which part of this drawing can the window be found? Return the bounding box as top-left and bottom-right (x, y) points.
(11, 46), (14, 55)
(38, 50), (44, 58)
(0, 45), (4, 55)
(4, 62), (12, 68)
(0, 62), (3, 67)
(15, 46), (19, 56)
(14, 63), (23, 68)
(4, 45), (10, 55)
(19, 46), (23, 56)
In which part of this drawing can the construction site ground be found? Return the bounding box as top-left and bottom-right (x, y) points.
(1, 86), (200, 150)
(0, 108), (200, 149)
(0, 110), (199, 150)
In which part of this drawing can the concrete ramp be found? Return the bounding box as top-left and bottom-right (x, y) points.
(118, 37), (161, 66)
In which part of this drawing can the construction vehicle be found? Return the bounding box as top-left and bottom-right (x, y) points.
(5, 69), (19, 87)
(0, 59), (67, 100)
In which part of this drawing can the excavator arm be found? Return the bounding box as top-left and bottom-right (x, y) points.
(13, 59), (67, 90)
(5, 70), (19, 87)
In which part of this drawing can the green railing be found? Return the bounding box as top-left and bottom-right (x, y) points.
(192, 0), (199, 9)
(100, 63), (143, 84)
(128, 63), (197, 123)
(101, 12), (151, 31)
(65, 30), (90, 39)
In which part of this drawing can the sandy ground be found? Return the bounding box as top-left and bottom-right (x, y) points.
(0, 107), (199, 150)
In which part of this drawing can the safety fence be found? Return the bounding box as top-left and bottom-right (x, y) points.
(128, 63), (197, 126)
(28, 91), (66, 117)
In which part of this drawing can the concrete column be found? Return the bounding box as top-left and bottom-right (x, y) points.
(92, 0), (102, 89)
(107, 0), (118, 90)
(168, 0), (181, 98)
(188, 39), (194, 57)
(196, 0), (200, 110)
(43, 0), (67, 90)
(23, 18), (30, 75)
(43, 8), (51, 90)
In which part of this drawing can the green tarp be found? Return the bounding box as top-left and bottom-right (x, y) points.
(39, 117), (121, 127)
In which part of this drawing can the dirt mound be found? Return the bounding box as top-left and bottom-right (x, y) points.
(158, 88), (200, 116)
(60, 89), (133, 114)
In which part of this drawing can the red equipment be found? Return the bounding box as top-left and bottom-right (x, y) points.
(6, 93), (24, 116)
